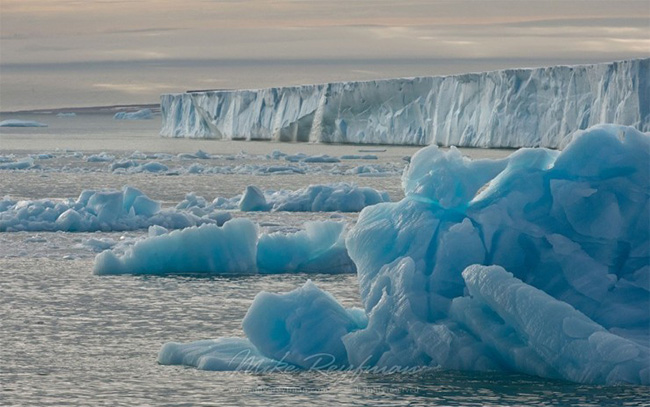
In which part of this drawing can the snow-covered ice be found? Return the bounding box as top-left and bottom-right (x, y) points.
(161, 59), (649, 148)
(159, 124), (650, 385)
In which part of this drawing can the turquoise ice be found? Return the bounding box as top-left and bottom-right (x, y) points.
(159, 125), (648, 384)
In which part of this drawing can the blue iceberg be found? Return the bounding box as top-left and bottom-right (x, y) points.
(94, 220), (354, 275)
(159, 125), (649, 385)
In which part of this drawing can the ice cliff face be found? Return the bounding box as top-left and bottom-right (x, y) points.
(160, 59), (649, 148)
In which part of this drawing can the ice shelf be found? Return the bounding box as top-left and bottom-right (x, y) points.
(160, 59), (649, 148)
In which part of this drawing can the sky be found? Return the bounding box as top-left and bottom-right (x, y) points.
(1, 0), (648, 111)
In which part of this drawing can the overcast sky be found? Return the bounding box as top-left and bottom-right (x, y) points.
(1, 0), (648, 111)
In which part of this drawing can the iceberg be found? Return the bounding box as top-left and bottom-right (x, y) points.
(159, 125), (649, 385)
(95, 219), (259, 275)
(160, 59), (649, 148)
(94, 220), (354, 275)
(158, 281), (367, 371)
(215, 183), (390, 212)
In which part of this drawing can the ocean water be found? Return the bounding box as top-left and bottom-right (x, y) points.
(1, 114), (648, 406)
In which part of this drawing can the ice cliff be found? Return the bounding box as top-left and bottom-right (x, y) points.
(160, 59), (649, 148)
(159, 125), (650, 385)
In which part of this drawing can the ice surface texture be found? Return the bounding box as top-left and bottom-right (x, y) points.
(161, 59), (649, 148)
(94, 220), (354, 275)
(159, 125), (649, 385)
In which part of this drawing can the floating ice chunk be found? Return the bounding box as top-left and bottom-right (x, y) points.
(56, 112), (76, 118)
(340, 155), (378, 160)
(302, 154), (340, 163)
(239, 186), (270, 211)
(132, 195), (161, 217)
(271, 183), (389, 212)
(113, 108), (153, 120)
(94, 219), (355, 276)
(86, 152), (115, 163)
(148, 225), (168, 237)
(243, 280), (367, 369)
(129, 151), (148, 160)
(0, 158), (34, 170)
(55, 208), (84, 231)
(158, 337), (291, 372)
(0, 186), (219, 232)
(94, 219), (258, 275)
(83, 237), (117, 252)
(86, 190), (124, 223)
(284, 153), (308, 162)
(111, 160), (139, 171)
(177, 150), (211, 160)
(0, 119), (47, 127)
(218, 183), (389, 213)
(140, 161), (168, 173)
(267, 150), (287, 160)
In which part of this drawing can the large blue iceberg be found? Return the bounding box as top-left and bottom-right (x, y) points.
(159, 125), (649, 385)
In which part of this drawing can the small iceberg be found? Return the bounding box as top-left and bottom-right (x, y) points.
(93, 220), (355, 275)
(0, 119), (48, 127)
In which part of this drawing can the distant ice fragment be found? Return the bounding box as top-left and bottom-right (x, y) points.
(113, 108), (153, 120)
(239, 186), (270, 211)
(86, 152), (115, 163)
(0, 119), (47, 127)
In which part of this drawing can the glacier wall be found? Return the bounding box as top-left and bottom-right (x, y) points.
(160, 59), (649, 148)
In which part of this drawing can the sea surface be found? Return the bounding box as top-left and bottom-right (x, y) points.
(1, 114), (648, 406)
